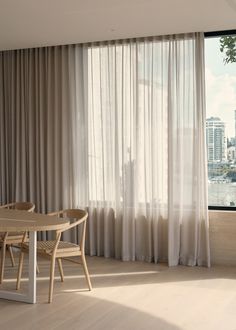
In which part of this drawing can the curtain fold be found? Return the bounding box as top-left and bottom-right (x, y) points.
(167, 33), (210, 266)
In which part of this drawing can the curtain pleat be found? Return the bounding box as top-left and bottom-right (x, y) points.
(167, 34), (210, 266)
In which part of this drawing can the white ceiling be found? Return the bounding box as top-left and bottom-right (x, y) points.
(0, 0), (236, 51)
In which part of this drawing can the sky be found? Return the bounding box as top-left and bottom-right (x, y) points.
(205, 37), (236, 138)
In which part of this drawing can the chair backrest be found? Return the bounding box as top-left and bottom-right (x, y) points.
(49, 208), (88, 250)
(63, 209), (87, 224)
(0, 202), (35, 212)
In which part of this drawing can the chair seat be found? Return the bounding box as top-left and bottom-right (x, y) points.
(23, 240), (81, 255)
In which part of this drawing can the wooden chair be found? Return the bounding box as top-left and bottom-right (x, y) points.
(17, 208), (92, 303)
(0, 202), (35, 283)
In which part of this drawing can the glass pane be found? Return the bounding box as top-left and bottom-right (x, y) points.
(205, 35), (236, 207)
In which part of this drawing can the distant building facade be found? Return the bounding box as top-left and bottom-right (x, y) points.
(227, 146), (235, 162)
(206, 117), (226, 162)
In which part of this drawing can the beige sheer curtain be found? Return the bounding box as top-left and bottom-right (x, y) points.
(82, 33), (210, 265)
(0, 45), (80, 218)
(82, 39), (168, 261)
(167, 34), (210, 266)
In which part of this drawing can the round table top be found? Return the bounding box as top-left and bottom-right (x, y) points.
(0, 209), (69, 232)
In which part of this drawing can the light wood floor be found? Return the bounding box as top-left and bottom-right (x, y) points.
(0, 255), (236, 330)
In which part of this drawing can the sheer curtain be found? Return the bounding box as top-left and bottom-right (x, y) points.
(167, 34), (210, 266)
(79, 32), (210, 266)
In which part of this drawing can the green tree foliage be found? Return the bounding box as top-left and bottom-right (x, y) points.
(220, 36), (236, 64)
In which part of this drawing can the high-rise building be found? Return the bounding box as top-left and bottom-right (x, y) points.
(206, 117), (226, 162)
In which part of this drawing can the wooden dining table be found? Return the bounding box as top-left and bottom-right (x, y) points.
(0, 208), (69, 303)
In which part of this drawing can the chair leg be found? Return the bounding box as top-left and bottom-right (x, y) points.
(16, 251), (25, 290)
(0, 242), (6, 284)
(36, 263), (40, 274)
(57, 258), (64, 282)
(81, 254), (92, 291)
(48, 256), (56, 303)
(8, 246), (16, 267)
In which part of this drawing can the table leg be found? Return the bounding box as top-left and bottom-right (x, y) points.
(0, 231), (37, 303)
(28, 231), (37, 303)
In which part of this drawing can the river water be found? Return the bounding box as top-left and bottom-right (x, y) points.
(208, 183), (236, 206)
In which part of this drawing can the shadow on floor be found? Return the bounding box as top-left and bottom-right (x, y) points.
(0, 292), (182, 330)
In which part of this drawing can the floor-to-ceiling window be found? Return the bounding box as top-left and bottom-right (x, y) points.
(205, 32), (236, 208)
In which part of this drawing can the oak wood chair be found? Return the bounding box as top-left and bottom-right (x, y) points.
(17, 208), (92, 303)
(0, 202), (35, 283)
